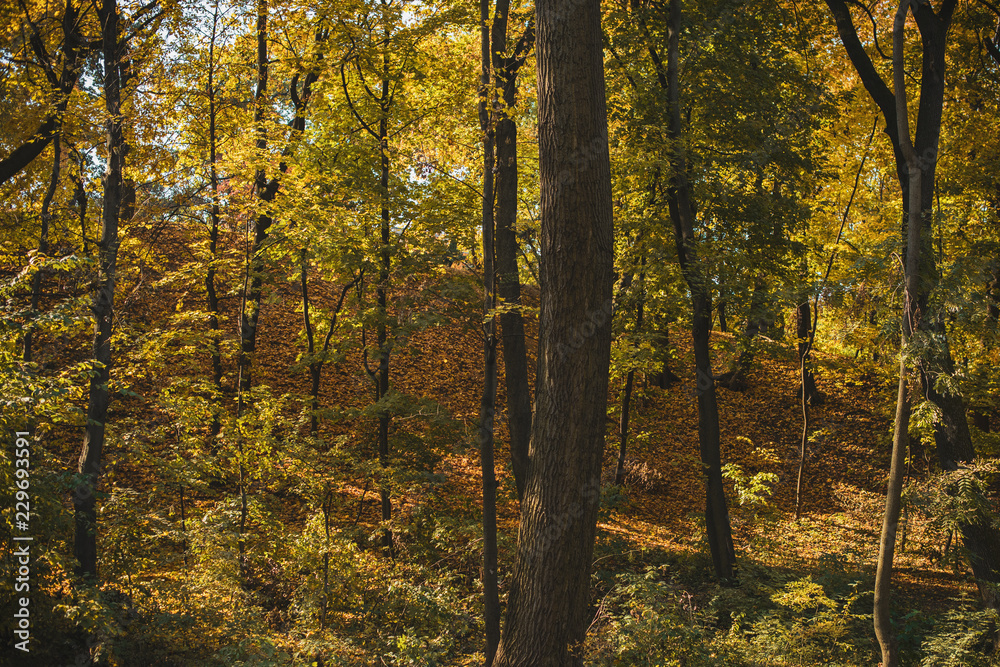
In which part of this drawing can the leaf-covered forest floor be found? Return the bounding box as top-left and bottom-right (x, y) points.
(12, 228), (995, 666)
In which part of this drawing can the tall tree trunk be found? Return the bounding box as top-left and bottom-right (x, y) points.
(493, 3), (534, 503)
(795, 300), (818, 403)
(235, 0), (273, 578)
(874, 356), (910, 667)
(74, 0), (123, 578)
(479, 0), (501, 659)
(826, 0), (1000, 609)
(24, 131), (61, 363)
(495, 117), (531, 504)
(661, 0), (735, 581)
(874, 13), (924, 660)
(491, 0), (614, 657)
(376, 66), (393, 556)
(616, 262), (644, 487)
(205, 1), (224, 446)
(71, 155), (89, 255)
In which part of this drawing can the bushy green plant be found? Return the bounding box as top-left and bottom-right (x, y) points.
(919, 599), (999, 667)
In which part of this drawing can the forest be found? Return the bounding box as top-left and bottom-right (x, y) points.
(2, 0), (1000, 663)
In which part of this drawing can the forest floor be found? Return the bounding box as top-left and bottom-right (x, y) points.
(18, 239), (989, 665)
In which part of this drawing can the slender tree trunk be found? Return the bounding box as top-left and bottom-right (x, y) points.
(616, 372), (634, 487)
(376, 111), (392, 557)
(795, 300), (818, 402)
(234, 0), (272, 578)
(662, 0), (735, 581)
(653, 316), (680, 388)
(717, 277), (767, 391)
(827, 0), (1000, 609)
(74, 0), (123, 578)
(874, 356), (910, 667)
(300, 251), (320, 435)
(493, 12), (534, 504)
(205, 3), (224, 447)
(179, 485), (189, 567)
(616, 263), (644, 487)
(71, 158), (89, 255)
(301, 265), (356, 437)
(495, 117), (531, 503)
(874, 12), (924, 662)
(479, 1), (501, 659)
(492, 0), (614, 657)
(24, 131), (61, 363)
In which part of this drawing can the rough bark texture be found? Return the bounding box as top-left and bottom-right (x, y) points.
(491, 0), (614, 658)
(74, 0), (123, 578)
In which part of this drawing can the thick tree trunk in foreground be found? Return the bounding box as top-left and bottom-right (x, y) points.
(75, 0), (123, 578)
(662, 0), (736, 581)
(492, 0), (614, 658)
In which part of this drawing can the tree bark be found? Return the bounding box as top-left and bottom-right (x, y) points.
(479, 1), (501, 658)
(495, 116), (532, 505)
(662, 0), (736, 581)
(717, 276), (767, 391)
(205, 1), (224, 446)
(1, 0), (87, 187)
(616, 263), (643, 487)
(795, 300), (818, 404)
(491, 0), (614, 656)
(74, 0), (123, 579)
(826, 0), (1000, 610)
(376, 56), (393, 556)
(493, 5), (534, 504)
(874, 10), (927, 663)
